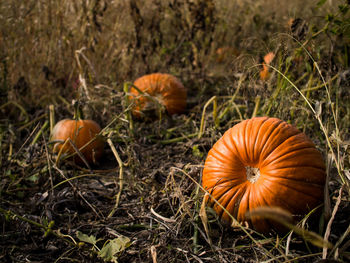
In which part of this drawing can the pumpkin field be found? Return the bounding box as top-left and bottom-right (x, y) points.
(1, 0), (349, 262)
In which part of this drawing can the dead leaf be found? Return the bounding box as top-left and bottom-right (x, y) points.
(199, 193), (212, 245)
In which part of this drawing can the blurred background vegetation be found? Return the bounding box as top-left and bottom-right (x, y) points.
(1, 0), (348, 111)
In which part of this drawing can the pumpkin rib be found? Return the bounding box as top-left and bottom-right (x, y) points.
(255, 118), (284, 154)
(250, 117), (269, 163)
(249, 117), (272, 163)
(221, 133), (246, 166)
(265, 165), (325, 178)
(206, 144), (232, 165)
(229, 132), (251, 168)
(204, 173), (245, 187)
(261, 176), (323, 201)
(259, 121), (300, 161)
(248, 184), (276, 230)
(248, 186), (274, 231)
(256, 181), (296, 213)
(265, 162), (325, 169)
(263, 166), (326, 181)
(262, 135), (310, 164)
(257, 185), (308, 216)
(235, 119), (251, 165)
(205, 179), (237, 196)
(242, 119), (250, 164)
(210, 185), (237, 219)
(207, 178), (249, 220)
(216, 186), (245, 219)
(237, 186), (252, 222)
(251, 185), (295, 232)
(265, 150), (325, 170)
(223, 184), (248, 220)
(206, 177), (247, 200)
(208, 141), (246, 176)
(262, 138), (319, 167)
(274, 178), (324, 196)
(203, 163), (243, 174)
(263, 173), (325, 186)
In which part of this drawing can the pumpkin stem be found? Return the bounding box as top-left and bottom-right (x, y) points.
(246, 166), (260, 183)
(72, 99), (84, 120)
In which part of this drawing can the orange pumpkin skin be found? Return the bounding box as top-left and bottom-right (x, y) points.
(130, 73), (187, 117)
(260, 52), (275, 81)
(202, 117), (326, 233)
(51, 119), (104, 165)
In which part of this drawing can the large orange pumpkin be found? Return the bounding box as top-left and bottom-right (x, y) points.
(50, 103), (104, 165)
(129, 73), (187, 117)
(202, 117), (326, 233)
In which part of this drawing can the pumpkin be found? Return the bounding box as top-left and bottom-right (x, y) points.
(129, 73), (187, 117)
(215, 47), (239, 63)
(260, 52), (275, 81)
(202, 117), (326, 233)
(50, 102), (104, 165)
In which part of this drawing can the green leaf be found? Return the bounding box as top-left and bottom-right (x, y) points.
(98, 236), (131, 262)
(317, 0), (327, 7)
(192, 145), (204, 158)
(76, 231), (97, 246)
(26, 174), (40, 182)
(325, 14), (335, 22)
(339, 4), (349, 15)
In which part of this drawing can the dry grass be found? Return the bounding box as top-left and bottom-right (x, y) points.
(0, 0), (349, 262)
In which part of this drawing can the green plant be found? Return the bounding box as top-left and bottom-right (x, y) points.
(76, 231), (131, 263)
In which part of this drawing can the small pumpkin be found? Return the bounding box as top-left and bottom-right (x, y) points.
(50, 101), (104, 165)
(215, 46), (239, 63)
(259, 52), (275, 81)
(202, 117), (326, 233)
(129, 73), (187, 118)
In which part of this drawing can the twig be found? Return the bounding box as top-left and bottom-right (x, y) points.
(18, 113), (47, 131)
(42, 133), (54, 190)
(123, 82), (134, 135)
(251, 95), (261, 118)
(198, 96), (217, 139)
(31, 121), (48, 146)
(49, 104), (55, 134)
(151, 245), (158, 263)
(52, 173), (104, 190)
(199, 193), (212, 247)
(301, 73), (339, 92)
(332, 225), (350, 259)
(107, 131), (124, 218)
(74, 47), (91, 100)
(11, 123), (40, 160)
(159, 133), (198, 144)
(325, 185), (345, 258)
(150, 208), (176, 223)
